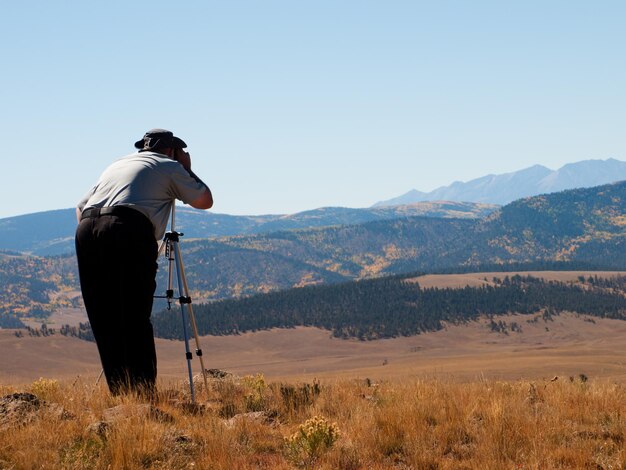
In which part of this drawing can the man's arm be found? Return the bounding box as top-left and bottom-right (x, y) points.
(190, 187), (213, 209)
(175, 148), (213, 209)
(76, 207), (82, 223)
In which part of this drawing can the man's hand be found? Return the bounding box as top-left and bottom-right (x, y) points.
(175, 148), (192, 171)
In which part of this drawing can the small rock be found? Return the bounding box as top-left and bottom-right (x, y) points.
(0, 393), (41, 428)
(191, 369), (235, 389)
(224, 411), (276, 428)
(85, 420), (111, 438)
(0, 392), (74, 428)
(46, 402), (76, 421)
(205, 369), (232, 379)
(0, 393), (74, 429)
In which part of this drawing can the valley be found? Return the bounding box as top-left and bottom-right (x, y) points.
(3, 311), (626, 386)
(1, 182), (626, 389)
(4, 269), (626, 387)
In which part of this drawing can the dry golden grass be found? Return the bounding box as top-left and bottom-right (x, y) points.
(2, 374), (626, 469)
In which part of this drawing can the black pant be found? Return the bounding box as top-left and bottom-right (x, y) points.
(75, 207), (158, 396)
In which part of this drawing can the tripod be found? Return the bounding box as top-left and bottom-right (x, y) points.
(155, 204), (210, 403)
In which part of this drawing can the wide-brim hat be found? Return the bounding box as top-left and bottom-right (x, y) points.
(134, 129), (187, 150)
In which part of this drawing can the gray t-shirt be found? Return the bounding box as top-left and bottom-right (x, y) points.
(78, 151), (208, 239)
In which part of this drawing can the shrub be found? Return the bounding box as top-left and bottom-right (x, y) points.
(285, 415), (340, 467)
(29, 377), (59, 400)
(242, 373), (268, 412)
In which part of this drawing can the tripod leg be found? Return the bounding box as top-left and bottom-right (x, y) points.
(92, 369), (104, 395)
(171, 240), (197, 403)
(173, 241), (210, 396)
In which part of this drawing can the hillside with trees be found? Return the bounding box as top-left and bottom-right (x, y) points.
(0, 252), (78, 327)
(151, 274), (626, 341)
(0, 181), (625, 320)
(0, 201), (496, 256)
(176, 181), (626, 299)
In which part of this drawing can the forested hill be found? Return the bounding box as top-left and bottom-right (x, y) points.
(472, 182), (626, 266)
(0, 201), (496, 256)
(0, 252), (78, 327)
(1, 181), (625, 320)
(152, 274), (626, 340)
(175, 217), (475, 300)
(382, 180), (626, 274)
(175, 181), (626, 300)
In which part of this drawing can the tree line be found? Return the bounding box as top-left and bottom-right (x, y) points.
(151, 273), (626, 341)
(14, 269), (625, 343)
(16, 322), (95, 342)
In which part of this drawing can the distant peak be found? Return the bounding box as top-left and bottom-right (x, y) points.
(528, 164), (552, 171)
(374, 158), (626, 207)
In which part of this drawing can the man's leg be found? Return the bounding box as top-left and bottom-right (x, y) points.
(76, 214), (158, 396)
(75, 217), (128, 393)
(118, 224), (158, 395)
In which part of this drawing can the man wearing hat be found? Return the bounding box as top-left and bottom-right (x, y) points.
(75, 129), (213, 396)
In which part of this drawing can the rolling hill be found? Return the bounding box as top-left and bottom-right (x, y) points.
(0, 201), (496, 256)
(0, 181), (625, 320)
(174, 180), (626, 299)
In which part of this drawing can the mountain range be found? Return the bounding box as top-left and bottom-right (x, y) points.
(3, 158), (625, 256)
(172, 180), (626, 300)
(0, 201), (496, 256)
(2, 180), (625, 325)
(374, 158), (626, 206)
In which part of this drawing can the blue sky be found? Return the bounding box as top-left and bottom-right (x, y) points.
(2, 1), (625, 218)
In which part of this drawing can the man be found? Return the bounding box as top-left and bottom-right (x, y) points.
(75, 129), (213, 396)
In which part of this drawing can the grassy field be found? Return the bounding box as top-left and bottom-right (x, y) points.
(2, 373), (626, 469)
(3, 271), (626, 467)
